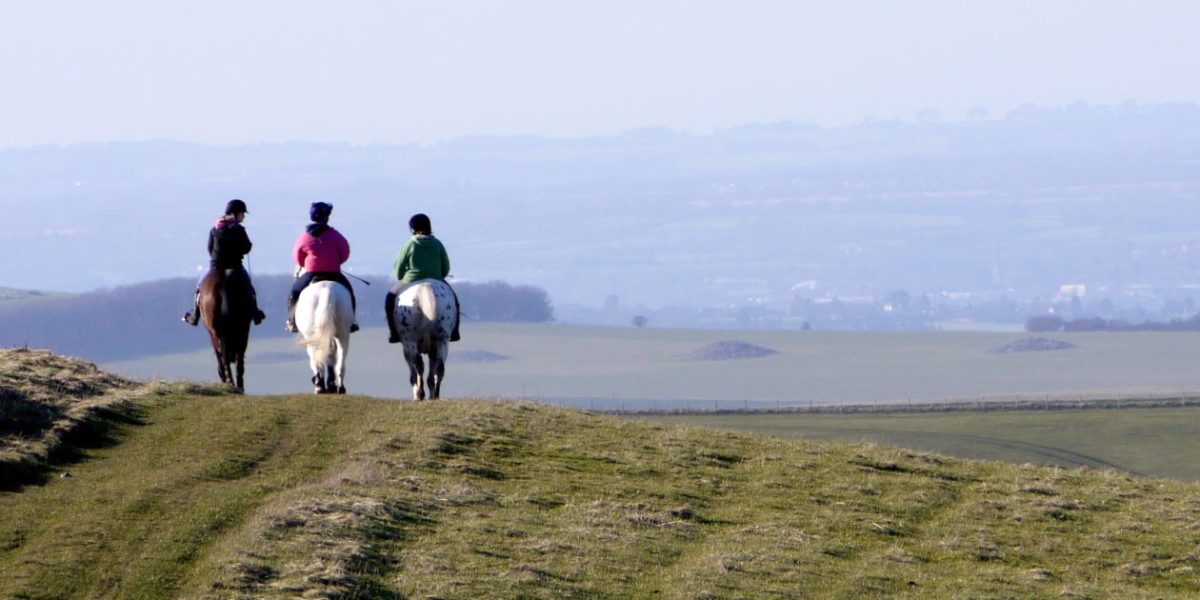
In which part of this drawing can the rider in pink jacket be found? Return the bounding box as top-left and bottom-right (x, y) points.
(285, 202), (359, 333)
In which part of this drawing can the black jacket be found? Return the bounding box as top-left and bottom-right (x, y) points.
(208, 222), (253, 269)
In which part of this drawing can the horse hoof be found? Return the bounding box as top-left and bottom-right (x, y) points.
(314, 387), (325, 395)
(337, 386), (347, 394)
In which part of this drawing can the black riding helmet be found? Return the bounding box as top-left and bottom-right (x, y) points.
(225, 199), (248, 215)
(409, 213), (432, 234)
(310, 202), (333, 223)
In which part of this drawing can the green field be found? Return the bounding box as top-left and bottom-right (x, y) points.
(105, 323), (1200, 408)
(643, 407), (1200, 481)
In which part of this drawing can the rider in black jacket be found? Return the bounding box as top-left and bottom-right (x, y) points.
(183, 199), (267, 326)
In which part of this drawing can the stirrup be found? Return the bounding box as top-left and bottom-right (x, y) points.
(183, 311), (199, 326)
(350, 323), (360, 333)
(387, 332), (400, 344)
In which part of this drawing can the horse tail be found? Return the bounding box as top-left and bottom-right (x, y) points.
(300, 288), (338, 366)
(299, 283), (353, 368)
(416, 283), (439, 324)
(305, 326), (336, 368)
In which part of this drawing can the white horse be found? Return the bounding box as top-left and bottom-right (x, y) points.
(392, 279), (458, 400)
(295, 280), (354, 394)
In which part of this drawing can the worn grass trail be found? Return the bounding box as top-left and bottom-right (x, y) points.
(3, 390), (1200, 598)
(0, 389), (358, 598)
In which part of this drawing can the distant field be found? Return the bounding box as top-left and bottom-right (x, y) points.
(0, 287), (71, 305)
(103, 323), (1200, 408)
(642, 407), (1200, 481)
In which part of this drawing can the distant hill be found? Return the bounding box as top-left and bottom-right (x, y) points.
(2, 357), (1199, 597)
(5, 102), (1200, 314)
(0, 276), (552, 362)
(0, 287), (72, 305)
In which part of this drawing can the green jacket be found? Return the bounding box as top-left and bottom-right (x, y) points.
(392, 234), (451, 283)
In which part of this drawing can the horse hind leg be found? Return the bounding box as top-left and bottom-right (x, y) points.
(334, 337), (348, 394)
(429, 341), (448, 399)
(309, 350), (326, 394)
(214, 351), (229, 384)
(234, 352), (245, 394)
(324, 363), (338, 394)
(405, 347), (426, 401)
(210, 336), (229, 384)
(414, 354), (426, 401)
(427, 350), (446, 400)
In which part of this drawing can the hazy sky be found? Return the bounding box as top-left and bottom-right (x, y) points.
(2, 1), (1198, 148)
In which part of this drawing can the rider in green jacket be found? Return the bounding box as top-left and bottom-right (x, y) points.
(385, 213), (461, 343)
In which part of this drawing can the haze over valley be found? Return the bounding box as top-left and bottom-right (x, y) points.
(5, 102), (1200, 333)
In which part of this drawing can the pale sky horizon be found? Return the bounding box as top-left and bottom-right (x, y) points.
(2, 0), (1198, 149)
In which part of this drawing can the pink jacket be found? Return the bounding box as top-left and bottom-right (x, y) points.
(293, 226), (350, 273)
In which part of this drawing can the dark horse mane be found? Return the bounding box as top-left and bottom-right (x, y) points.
(199, 267), (253, 392)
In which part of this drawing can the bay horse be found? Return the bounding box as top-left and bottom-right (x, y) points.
(392, 279), (458, 400)
(198, 268), (253, 393)
(295, 280), (354, 394)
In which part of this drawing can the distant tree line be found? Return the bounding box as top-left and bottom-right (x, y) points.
(454, 280), (553, 323)
(1026, 313), (1200, 333)
(0, 275), (553, 362)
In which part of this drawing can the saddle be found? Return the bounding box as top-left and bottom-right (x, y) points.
(306, 272), (352, 291)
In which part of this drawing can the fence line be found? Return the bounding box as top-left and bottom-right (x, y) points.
(567, 388), (1200, 416)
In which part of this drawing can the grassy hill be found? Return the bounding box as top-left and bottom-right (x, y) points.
(3, 354), (1200, 597)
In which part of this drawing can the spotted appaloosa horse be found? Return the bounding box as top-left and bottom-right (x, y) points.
(295, 280), (354, 394)
(198, 268), (253, 393)
(392, 279), (458, 400)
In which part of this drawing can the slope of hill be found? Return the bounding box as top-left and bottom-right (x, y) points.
(1, 363), (1199, 597)
(0, 348), (144, 486)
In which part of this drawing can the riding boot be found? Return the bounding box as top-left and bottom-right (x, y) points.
(285, 295), (298, 333)
(385, 291), (400, 343)
(449, 287), (462, 342)
(347, 284), (360, 333)
(182, 290), (200, 326)
(250, 291), (266, 325)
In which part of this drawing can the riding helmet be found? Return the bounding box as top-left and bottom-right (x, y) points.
(409, 213), (432, 234)
(310, 202), (334, 223)
(225, 199), (249, 215)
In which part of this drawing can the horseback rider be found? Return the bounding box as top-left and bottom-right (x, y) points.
(285, 201), (359, 333)
(385, 213), (461, 343)
(183, 199), (267, 326)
